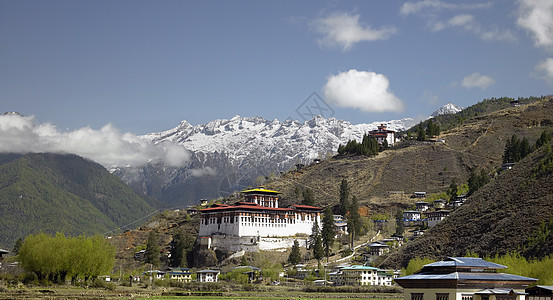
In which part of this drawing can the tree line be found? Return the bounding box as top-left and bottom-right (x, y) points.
(18, 232), (115, 284)
(337, 134), (382, 156)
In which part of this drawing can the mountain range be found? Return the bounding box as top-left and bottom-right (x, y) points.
(116, 115), (419, 207)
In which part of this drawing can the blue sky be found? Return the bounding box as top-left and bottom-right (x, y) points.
(2, 0), (553, 135)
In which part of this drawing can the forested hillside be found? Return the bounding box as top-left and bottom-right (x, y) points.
(0, 153), (156, 248)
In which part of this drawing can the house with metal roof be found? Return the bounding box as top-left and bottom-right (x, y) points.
(527, 285), (553, 300)
(330, 265), (394, 286)
(395, 257), (537, 300)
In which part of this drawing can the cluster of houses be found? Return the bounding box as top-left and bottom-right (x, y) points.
(402, 192), (467, 230)
(328, 264), (398, 286)
(140, 268), (220, 283)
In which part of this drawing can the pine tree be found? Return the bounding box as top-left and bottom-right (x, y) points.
(348, 196), (362, 249)
(339, 179), (350, 216)
(288, 240), (301, 265)
(321, 207), (335, 262)
(170, 229), (195, 268)
(144, 231), (160, 266)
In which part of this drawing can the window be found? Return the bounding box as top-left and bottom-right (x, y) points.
(436, 293), (449, 300)
(411, 293), (424, 300)
(461, 295), (473, 300)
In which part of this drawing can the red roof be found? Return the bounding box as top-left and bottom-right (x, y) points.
(200, 203), (322, 213)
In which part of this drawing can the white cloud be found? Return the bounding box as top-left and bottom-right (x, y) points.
(311, 12), (396, 51)
(322, 69), (404, 113)
(0, 114), (190, 168)
(534, 58), (553, 85)
(429, 14), (516, 42)
(188, 167), (217, 177)
(400, 0), (492, 16)
(461, 72), (495, 89)
(517, 0), (553, 50)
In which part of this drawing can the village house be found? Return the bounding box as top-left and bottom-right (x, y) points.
(368, 124), (396, 146)
(416, 201), (430, 212)
(403, 210), (422, 227)
(425, 210), (450, 228)
(334, 215), (348, 236)
(330, 265), (394, 286)
(168, 268), (192, 282)
(197, 269), (220, 282)
(198, 188), (322, 252)
(413, 192), (427, 198)
(526, 286), (553, 300)
(394, 257), (537, 300)
(433, 199), (447, 209)
(367, 242), (390, 256)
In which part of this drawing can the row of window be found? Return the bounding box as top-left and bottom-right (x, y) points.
(411, 293), (474, 300)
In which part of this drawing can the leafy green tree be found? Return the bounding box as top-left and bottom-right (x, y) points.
(321, 207), (335, 262)
(310, 220), (324, 264)
(288, 240), (301, 265)
(18, 232), (114, 284)
(339, 179), (350, 216)
(468, 168), (490, 196)
(302, 188), (315, 206)
(145, 231), (160, 266)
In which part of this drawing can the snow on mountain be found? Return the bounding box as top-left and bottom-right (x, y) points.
(141, 115), (415, 166)
(431, 102), (463, 117)
(117, 115), (415, 207)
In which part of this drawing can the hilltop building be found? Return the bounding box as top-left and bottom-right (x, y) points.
(395, 257), (536, 300)
(369, 124), (396, 146)
(199, 188), (322, 252)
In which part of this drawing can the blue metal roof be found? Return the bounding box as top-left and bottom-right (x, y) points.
(395, 272), (537, 282)
(424, 257), (507, 269)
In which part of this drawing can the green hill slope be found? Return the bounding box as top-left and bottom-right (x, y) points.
(0, 153), (156, 248)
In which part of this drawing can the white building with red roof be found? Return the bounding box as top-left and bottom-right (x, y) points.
(368, 124), (396, 146)
(198, 188), (322, 251)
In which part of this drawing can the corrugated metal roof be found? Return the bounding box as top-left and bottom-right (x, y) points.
(395, 272), (537, 282)
(424, 257), (507, 269)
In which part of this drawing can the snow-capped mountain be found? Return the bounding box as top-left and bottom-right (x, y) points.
(116, 115), (416, 207)
(431, 102), (463, 117)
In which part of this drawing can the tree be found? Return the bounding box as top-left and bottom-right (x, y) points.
(18, 232), (114, 284)
(310, 220), (324, 264)
(321, 207), (335, 262)
(12, 237), (23, 255)
(302, 188), (315, 206)
(339, 179), (350, 216)
(536, 130), (552, 149)
(416, 123), (427, 141)
(447, 180), (458, 202)
(144, 231), (160, 266)
(170, 229), (195, 268)
(395, 210), (404, 236)
(288, 240), (301, 265)
(348, 196), (362, 249)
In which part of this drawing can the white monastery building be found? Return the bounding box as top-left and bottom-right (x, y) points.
(199, 188), (322, 252)
(368, 124), (396, 146)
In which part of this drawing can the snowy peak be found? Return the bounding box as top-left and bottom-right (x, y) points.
(431, 102), (463, 117)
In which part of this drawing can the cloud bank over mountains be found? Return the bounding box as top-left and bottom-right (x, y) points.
(0, 113), (190, 168)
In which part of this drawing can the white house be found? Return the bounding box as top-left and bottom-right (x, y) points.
(330, 265), (394, 286)
(197, 269), (220, 283)
(416, 202), (430, 212)
(425, 210), (450, 228)
(395, 257), (537, 300)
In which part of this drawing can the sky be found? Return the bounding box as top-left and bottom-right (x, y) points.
(1, 0), (553, 166)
